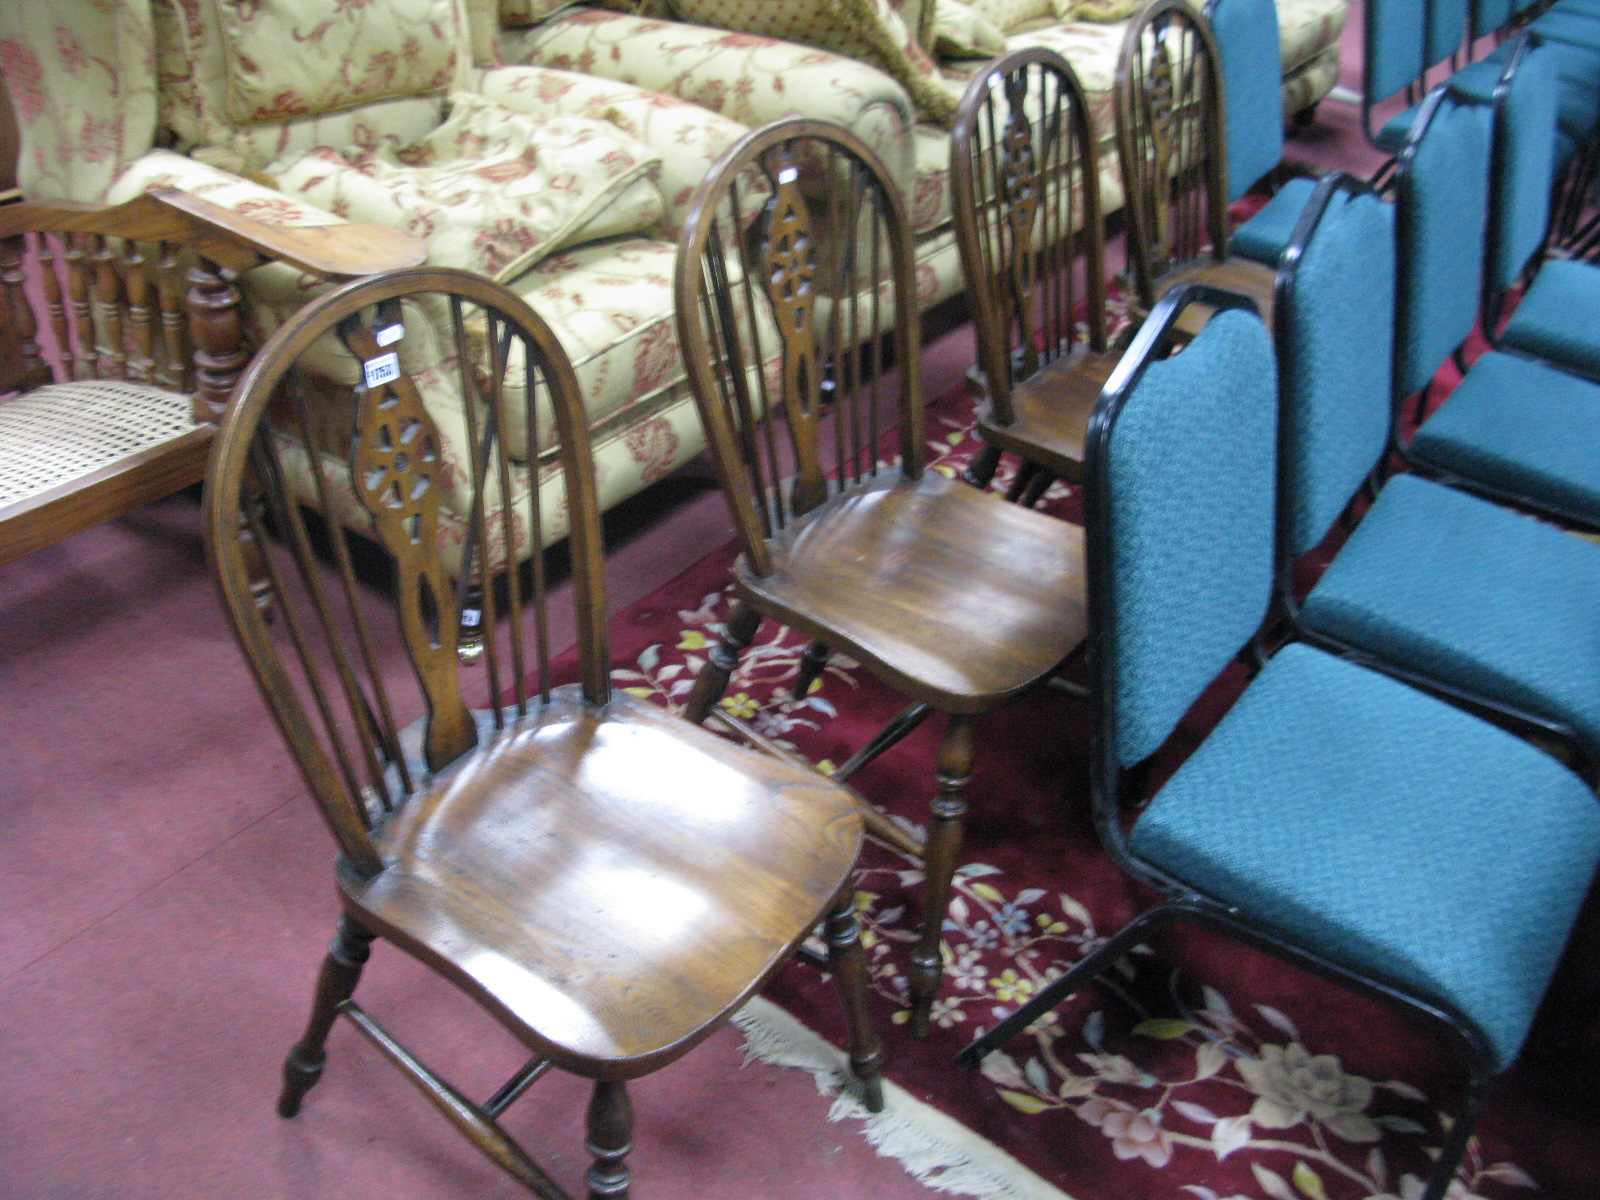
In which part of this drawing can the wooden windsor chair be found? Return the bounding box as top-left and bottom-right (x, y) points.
(951, 47), (1121, 504)
(205, 266), (885, 1199)
(674, 118), (1090, 1036)
(0, 187), (421, 568)
(1116, 0), (1278, 335)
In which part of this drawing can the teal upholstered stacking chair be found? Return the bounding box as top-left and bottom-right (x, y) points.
(1365, 0), (1472, 153)
(1274, 170), (1600, 772)
(1207, 0), (1320, 269)
(1395, 70), (1600, 533)
(956, 283), (1600, 1200)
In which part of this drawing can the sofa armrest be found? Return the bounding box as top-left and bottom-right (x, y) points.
(474, 65), (749, 233)
(102, 151), (425, 278)
(502, 7), (916, 194)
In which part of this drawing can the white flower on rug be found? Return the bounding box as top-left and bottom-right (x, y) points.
(1236, 1042), (1381, 1143)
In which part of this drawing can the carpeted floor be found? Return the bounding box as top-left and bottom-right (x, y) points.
(562, 381), (1600, 1200)
(5, 7), (1599, 1198)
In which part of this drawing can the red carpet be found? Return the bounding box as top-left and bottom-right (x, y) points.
(571, 382), (1600, 1200)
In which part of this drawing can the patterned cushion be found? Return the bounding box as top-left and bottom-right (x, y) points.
(215, 0), (459, 126)
(1411, 350), (1600, 520)
(1106, 309), (1278, 766)
(1501, 258), (1600, 381)
(1281, 41), (1339, 115)
(967, 0), (1055, 30)
(1302, 471), (1600, 756)
(1275, 0), (1347, 73)
(0, 3), (159, 201)
(474, 63), (751, 235)
(270, 93), (665, 279)
(151, 0), (460, 153)
(509, 8), (917, 192)
(668, 0), (962, 123)
(503, 0), (587, 26)
(1132, 641), (1600, 1074)
(931, 0), (1007, 55)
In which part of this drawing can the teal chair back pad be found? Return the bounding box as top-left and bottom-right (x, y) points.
(1276, 175), (1397, 560)
(1364, 0), (1471, 144)
(1084, 285), (1278, 771)
(1488, 37), (1559, 308)
(1206, 0), (1284, 203)
(1395, 86), (1494, 400)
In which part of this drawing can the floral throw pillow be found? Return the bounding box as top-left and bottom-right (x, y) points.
(931, 0), (1008, 57)
(669, 0), (961, 125)
(270, 93), (665, 281)
(500, 0), (587, 27)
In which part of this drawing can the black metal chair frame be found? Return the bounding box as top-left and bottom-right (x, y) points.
(954, 282), (1499, 1200)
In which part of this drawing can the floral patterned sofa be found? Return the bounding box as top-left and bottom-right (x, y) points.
(0, 0), (757, 572)
(489, 0), (1348, 312)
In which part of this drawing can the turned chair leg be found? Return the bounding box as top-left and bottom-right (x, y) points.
(908, 714), (972, 1038)
(278, 915), (376, 1117)
(791, 638), (831, 700)
(825, 888), (887, 1112)
(585, 1080), (634, 1200)
(683, 601), (760, 725)
(964, 444), (1003, 489)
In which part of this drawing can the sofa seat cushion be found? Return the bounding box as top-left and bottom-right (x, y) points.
(1275, 0), (1347, 74)
(669, 0), (962, 122)
(505, 237), (688, 442)
(270, 93), (665, 280)
(1133, 640), (1600, 1074)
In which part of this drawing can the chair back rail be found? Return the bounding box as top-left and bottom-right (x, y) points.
(675, 118), (922, 578)
(951, 47), (1107, 426)
(1116, 0), (1231, 309)
(206, 267), (609, 876)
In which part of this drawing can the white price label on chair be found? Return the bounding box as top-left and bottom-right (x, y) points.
(375, 324), (404, 347)
(363, 352), (401, 390)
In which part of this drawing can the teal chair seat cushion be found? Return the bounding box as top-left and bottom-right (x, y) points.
(1301, 471), (1600, 754)
(1411, 349), (1600, 519)
(1502, 259), (1600, 381)
(1231, 177), (1318, 266)
(1531, 5), (1600, 49)
(1130, 641), (1600, 1072)
(1383, 46), (1597, 157)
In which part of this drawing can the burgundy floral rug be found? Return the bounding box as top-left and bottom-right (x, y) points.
(589, 379), (1600, 1200)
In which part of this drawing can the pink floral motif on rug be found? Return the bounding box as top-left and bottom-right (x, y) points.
(592, 383), (1600, 1200)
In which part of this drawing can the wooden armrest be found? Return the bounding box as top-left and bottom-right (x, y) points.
(0, 187), (427, 279)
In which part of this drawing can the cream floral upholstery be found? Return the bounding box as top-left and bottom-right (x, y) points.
(1, 0), (755, 574)
(500, 0), (1343, 311)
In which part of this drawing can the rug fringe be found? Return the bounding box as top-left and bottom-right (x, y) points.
(732, 998), (1076, 1200)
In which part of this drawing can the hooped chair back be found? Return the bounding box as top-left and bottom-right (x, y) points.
(206, 267), (609, 873)
(674, 118), (922, 581)
(1114, 0), (1231, 310)
(949, 47), (1108, 429)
